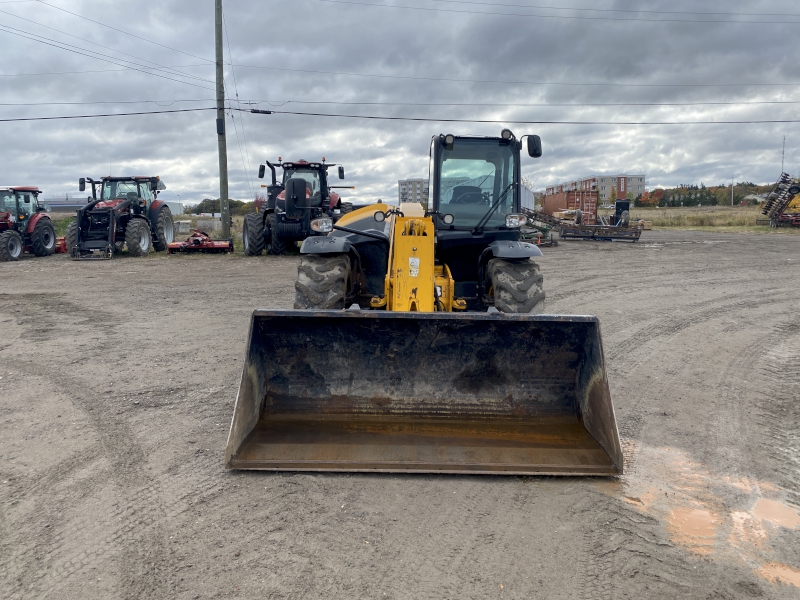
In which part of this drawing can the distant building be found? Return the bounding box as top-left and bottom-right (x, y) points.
(546, 174), (647, 201)
(398, 178), (429, 204)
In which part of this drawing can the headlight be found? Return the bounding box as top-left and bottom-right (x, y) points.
(505, 214), (526, 228)
(310, 217), (333, 233)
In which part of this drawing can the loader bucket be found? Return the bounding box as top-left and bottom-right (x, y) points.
(225, 310), (623, 476)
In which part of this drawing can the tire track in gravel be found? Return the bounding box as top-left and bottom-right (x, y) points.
(578, 294), (796, 599)
(0, 355), (225, 600)
(606, 289), (790, 477)
(755, 323), (800, 506)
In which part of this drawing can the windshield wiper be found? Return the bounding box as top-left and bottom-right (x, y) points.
(472, 182), (515, 235)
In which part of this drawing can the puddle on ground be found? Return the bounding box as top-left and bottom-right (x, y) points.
(760, 563), (800, 588)
(752, 499), (800, 529)
(596, 444), (800, 590)
(667, 508), (720, 555)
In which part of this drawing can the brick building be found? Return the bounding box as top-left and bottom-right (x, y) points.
(545, 174), (647, 202)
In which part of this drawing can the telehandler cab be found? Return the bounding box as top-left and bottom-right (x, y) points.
(226, 130), (623, 476)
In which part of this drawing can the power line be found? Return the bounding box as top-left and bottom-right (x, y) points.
(247, 99), (800, 108)
(5, 97), (800, 109)
(0, 99), (214, 106)
(0, 24), (217, 91)
(427, 0), (800, 19)
(4, 105), (795, 125)
(223, 8), (254, 198)
(33, 0), (214, 64)
(230, 63), (800, 88)
(309, 0), (800, 24)
(0, 8), (212, 85)
(0, 64), (209, 77)
(0, 107), (215, 122)
(244, 108), (800, 125)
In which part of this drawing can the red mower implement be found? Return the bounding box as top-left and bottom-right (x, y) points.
(0, 187), (57, 261)
(167, 229), (234, 254)
(66, 176), (174, 259)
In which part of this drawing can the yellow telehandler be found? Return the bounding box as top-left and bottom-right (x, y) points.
(225, 130), (623, 475)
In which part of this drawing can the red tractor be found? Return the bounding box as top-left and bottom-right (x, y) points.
(243, 158), (352, 255)
(0, 186), (57, 261)
(65, 176), (174, 259)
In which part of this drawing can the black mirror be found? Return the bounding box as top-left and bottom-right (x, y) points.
(79, 178), (86, 192)
(442, 213), (454, 225)
(150, 177), (159, 192)
(374, 211), (386, 222)
(258, 165), (266, 179)
(23, 196), (31, 204)
(527, 135), (542, 158)
(338, 166), (345, 180)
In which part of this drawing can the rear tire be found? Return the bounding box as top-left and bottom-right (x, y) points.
(125, 219), (151, 257)
(0, 230), (23, 261)
(243, 212), (265, 256)
(152, 206), (174, 251)
(30, 218), (56, 256)
(266, 213), (286, 255)
(294, 254), (351, 309)
(65, 220), (78, 256)
(488, 258), (545, 314)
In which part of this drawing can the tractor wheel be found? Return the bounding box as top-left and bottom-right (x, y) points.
(340, 201), (353, 214)
(125, 219), (152, 257)
(266, 213), (286, 255)
(30, 218), (56, 256)
(243, 212), (265, 256)
(65, 220), (78, 256)
(488, 258), (545, 314)
(152, 206), (174, 251)
(0, 230), (23, 262)
(294, 254), (351, 309)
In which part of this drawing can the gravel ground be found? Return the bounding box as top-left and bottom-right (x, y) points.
(1, 229), (799, 599)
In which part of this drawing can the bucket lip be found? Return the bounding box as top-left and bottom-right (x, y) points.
(251, 309), (600, 324)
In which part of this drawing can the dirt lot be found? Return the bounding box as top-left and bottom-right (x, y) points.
(1, 230), (799, 599)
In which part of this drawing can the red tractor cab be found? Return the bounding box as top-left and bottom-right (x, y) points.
(244, 158), (353, 256)
(0, 186), (57, 261)
(66, 176), (174, 259)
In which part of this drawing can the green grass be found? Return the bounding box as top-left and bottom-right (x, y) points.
(596, 205), (800, 231)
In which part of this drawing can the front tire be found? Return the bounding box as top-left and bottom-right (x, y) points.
(125, 219), (151, 257)
(243, 212), (265, 256)
(152, 207), (174, 251)
(65, 220), (78, 257)
(488, 258), (545, 314)
(0, 230), (23, 261)
(294, 254), (351, 309)
(30, 218), (56, 256)
(266, 213), (286, 255)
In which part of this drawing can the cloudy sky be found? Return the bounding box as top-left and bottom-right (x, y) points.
(1, 0), (799, 204)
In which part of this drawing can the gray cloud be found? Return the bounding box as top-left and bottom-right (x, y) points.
(1, 0), (800, 205)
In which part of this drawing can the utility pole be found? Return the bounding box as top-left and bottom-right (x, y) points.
(731, 177), (734, 206)
(215, 0), (230, 238)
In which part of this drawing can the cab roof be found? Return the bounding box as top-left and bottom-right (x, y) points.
(0, 186), (42, 192)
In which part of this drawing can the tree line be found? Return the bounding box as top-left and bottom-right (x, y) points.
(184, 198), (257, 215)
(634, 182), (774, 208)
